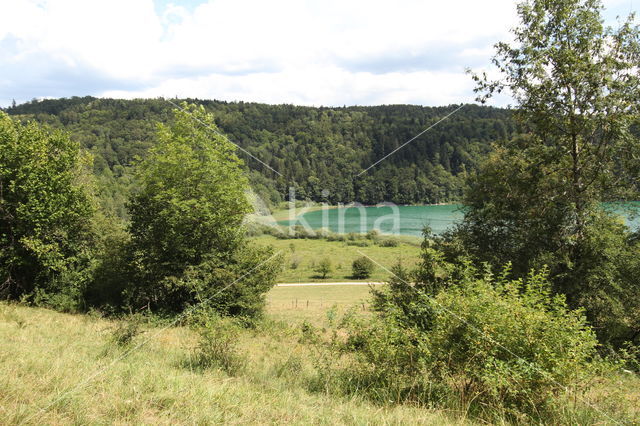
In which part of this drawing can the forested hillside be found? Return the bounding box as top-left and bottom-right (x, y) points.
(4, 97), (515, 213)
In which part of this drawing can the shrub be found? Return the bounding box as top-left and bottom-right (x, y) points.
(191, 315), (246, 375)
(315, 229), (330, 239)
(175, 244), (282, 318)
(351, 256), (374, 279)
(615, 343), (640, 373)
(299, 320), (321, 344)
(289, 225), (319, 239)
(244, 222), (265, 237)
(346, 240), (369, 247)
(290, 257), (300, 270)
(271, 227), (289, 239)
(328, 262), (599, 420)
(425, 268), (598, 415)
(108, 314), (143, 348)
(366, 230), (380, 240)
(314, 258), (332, 279)
(326, 233), (346, 242)
(377, 238), (399, 247)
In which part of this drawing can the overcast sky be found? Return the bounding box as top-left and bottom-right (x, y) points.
(0, 0), (636, 108)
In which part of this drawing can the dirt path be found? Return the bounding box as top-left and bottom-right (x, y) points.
(276, 282), (384, 286)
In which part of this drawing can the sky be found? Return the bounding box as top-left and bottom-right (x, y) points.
(0, 0), (636, 108)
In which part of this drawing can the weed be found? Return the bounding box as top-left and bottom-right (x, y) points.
(190, 316), (246, 376)
(108, 314), (143, 348)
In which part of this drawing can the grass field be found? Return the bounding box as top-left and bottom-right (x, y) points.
(1, 230), (637, 426)
(267, 284), (376, 325)
(0, 302), (467, 425)
(252, 235), (421, 282)
(2, 282), (639, 424)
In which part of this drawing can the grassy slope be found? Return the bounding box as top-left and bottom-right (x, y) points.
(2, 285), (639, 424)
(0, 302), (467, 425)
(252, 235), (421, 282)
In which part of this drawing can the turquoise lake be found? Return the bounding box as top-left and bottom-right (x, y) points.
(280, 203), (640, 237)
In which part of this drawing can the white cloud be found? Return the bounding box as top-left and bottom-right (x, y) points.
(0, 0), (634, 107)
(103, 65), (477, 106)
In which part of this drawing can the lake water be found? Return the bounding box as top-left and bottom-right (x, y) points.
(279, 203), (640, 237)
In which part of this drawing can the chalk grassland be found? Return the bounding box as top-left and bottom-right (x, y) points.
(252, 235), (421, 283)
(0, 302), (467, 425)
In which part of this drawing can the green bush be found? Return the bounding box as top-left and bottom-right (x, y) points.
(108, 314), (143, 348)
(284, 225), (321, 239)
(173, 244), (282, 318)
(346, 240), (369, 247)
(351, 256), (374, 279)
(366, 230), (380, 240)
(614, 343), (640, 373)
(326, 233), (346, 242)
(290, 257), (300, 270)
(426, 268), (597, 415)
(243, 222), (264, 237)
(326, 263), (599, 420)
(377, 238), (399, 247)
(271, 227), (289, 239)
(191, 315), (246, 376)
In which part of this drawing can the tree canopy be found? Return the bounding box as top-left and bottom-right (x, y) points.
(462, 0), (640, 346)
(125, 103), (280, 315)
(0, 111), (95, 302)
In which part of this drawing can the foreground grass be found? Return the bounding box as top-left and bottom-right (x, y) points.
(0, 303), (467, 425)
(252, 235), (421, 282)
(2, 286), (638, 425)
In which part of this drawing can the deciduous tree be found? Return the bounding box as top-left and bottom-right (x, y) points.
(464, 0), (640, 345)
(0, 112), (94, 302)
(126, 103), (280, 316)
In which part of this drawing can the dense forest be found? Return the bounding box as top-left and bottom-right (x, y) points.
(3, 97), (516, 214)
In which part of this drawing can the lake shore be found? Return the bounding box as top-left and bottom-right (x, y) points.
(268, 201), (460, 221)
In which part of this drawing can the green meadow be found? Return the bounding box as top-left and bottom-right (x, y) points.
(252, 235), (421, 283)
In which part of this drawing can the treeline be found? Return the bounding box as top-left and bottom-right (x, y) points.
(4, 97), (515, 212)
